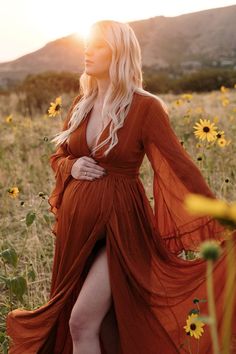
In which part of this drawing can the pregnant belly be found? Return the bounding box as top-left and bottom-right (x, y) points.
(60, 176), (114, 224)
(59, 174), (141, 228)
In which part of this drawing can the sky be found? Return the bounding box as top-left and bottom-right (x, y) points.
(1, 0), (236, 63)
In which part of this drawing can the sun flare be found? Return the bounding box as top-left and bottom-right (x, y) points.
(76, 21), (93, 40)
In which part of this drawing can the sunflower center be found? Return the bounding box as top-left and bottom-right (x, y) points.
(203, 127), (210, 133)
(190, 324), (197, 330)
(55, 104), (61, 111)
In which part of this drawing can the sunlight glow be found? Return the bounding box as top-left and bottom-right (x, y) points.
(1, 0), (236, 62)
(76, 22), (93, 41)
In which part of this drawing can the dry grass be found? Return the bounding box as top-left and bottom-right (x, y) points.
(0, 88), (235, 351)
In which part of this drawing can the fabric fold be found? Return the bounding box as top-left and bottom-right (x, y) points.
(141, 97), (226, 253)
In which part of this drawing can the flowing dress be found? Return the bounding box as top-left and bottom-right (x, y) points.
(6, 92), (236, 353)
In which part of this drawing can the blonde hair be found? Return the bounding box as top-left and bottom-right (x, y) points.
(51, 20), (165, 156)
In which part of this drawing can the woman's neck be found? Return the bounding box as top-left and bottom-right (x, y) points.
(95, 78), (110, 105)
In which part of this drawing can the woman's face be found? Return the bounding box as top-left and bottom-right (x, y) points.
(84, 28), (112, 80)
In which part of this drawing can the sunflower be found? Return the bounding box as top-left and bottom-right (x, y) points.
(221, 98), (230, 107)
(213, 116), (219, 124)
(217, 138), (227, 147)
(215, 130), (225, 139)
(5, 114), (13, 123)
(173, 99), (183, 107)
(181, 93), (193, 101)
(220, 85), (229, 93)
(193, 119), (217, 142)
(196, 143), (202, 149)
(48, 97), (62, 117)
(8, 187), (20, 198)
(184, 313), (205, 339)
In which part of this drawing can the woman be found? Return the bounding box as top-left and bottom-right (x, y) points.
(6, 20), (236, 353)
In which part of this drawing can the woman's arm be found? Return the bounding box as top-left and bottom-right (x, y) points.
(50, 95), (81, 175)
(141, 97), (225, 254)
(48, 95), (81, 218)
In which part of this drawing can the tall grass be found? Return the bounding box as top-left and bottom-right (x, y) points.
(0, 88), (235, 352)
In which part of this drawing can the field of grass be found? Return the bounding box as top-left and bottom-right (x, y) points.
(0, 88), (235, 352)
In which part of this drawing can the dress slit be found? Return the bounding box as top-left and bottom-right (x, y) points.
(38, 227), (108, 353)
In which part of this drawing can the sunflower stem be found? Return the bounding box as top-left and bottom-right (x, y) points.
(187, 337), (193, 354)
(197, 338), (200, 354)
(221, 234), (236, 354)
(206, 260), (220, 354)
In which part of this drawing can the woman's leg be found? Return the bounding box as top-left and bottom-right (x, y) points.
(69, 245), (112, 354)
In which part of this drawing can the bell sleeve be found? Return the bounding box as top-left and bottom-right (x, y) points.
(48, 95), (81, 235)
(141, 96), (225, 255)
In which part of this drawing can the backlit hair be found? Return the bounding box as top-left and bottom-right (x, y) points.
(51, 20), (166, 156)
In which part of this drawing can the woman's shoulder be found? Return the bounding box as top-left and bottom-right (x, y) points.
(133, 90), (168, 114)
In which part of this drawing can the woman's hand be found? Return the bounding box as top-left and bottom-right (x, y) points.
(71, 156), (107, 181)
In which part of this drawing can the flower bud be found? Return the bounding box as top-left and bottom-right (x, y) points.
(200, 241), (221, 261)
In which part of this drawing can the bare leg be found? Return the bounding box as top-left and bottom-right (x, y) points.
(69, 245), (112, 354)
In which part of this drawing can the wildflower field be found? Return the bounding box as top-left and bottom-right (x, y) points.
(0, 87), (236, 352)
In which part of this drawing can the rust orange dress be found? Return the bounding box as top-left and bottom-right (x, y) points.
(6, 92), (236, 353)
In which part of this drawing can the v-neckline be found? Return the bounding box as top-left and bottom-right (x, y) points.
(84, 110), (111, 155)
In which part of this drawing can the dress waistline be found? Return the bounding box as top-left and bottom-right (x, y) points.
(98, 162), (140, 179)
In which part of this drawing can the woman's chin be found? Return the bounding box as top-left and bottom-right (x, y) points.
(84, 70), (108, 81)
(85, 69), (96, 77)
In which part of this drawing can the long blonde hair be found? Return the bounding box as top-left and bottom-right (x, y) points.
(51, 20), (164, 156)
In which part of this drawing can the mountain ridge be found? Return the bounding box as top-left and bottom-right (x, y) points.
(1, 5), (236, 87)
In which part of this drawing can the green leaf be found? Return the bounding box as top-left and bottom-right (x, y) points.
(10, 276), (27, 301)
(26, 211), (36, 227)
(0, 332), (6, 344)
(0, 248), (18, 267)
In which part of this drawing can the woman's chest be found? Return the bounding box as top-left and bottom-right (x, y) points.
(86, 108), (111, 152)
(67, 102), (146, 164)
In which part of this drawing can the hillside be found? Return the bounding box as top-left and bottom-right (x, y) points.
(0, 5), (236, 87)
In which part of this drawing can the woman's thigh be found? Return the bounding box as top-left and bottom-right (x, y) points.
(69, 245), (112, 332)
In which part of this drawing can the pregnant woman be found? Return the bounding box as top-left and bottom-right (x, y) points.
(6, 20), (236, 354)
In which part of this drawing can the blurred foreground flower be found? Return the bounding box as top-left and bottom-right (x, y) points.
(48, 96), (62, 117)
(200, 240), (221, 261)
(193, 119), (217, 142)
(184, 313), (205, 339)
(7, 187), (19, 198)
(184, 193), (236, 224)
(201, 239), (221, 354)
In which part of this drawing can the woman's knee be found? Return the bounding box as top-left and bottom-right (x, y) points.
(69, 245), (112, 339)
